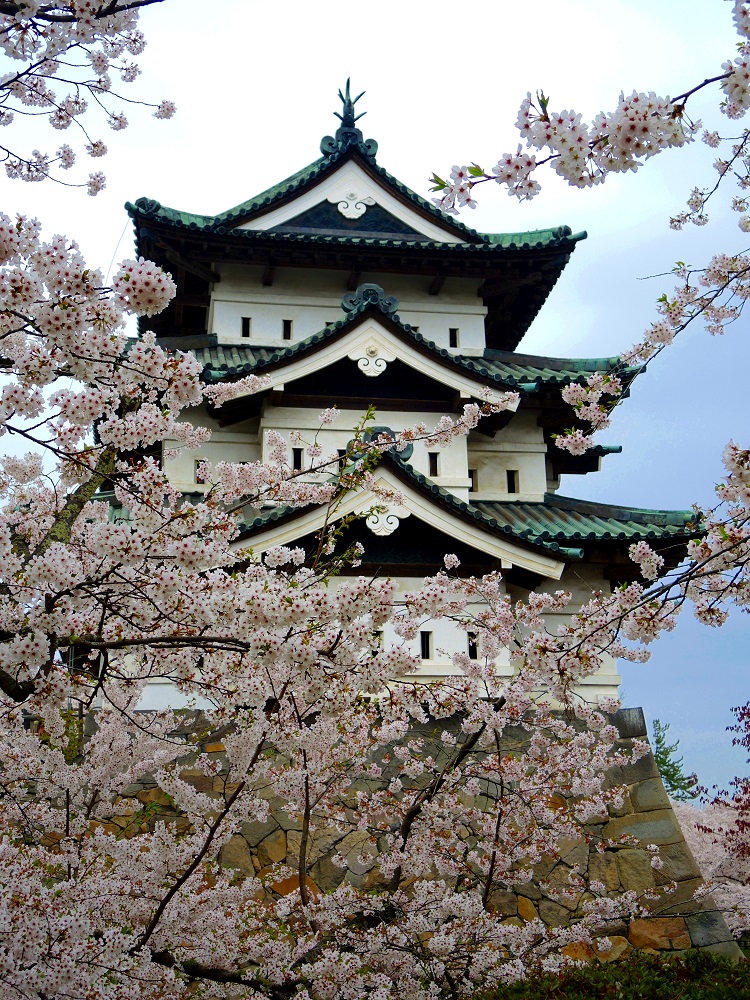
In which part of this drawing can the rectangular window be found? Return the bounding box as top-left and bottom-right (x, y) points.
(428, 452), (439, 478)
(449, 327), (459, 348)
(194, 459), (206, 485)
(507, 469), (519, 494)
(469, 468), (478, 493)
(292, 447), (304, 472)
(468, 632), (479, 660)
(337, 448), (347, 471)
(241, 316), (251, 338)
(282, 318), (293, 340)
(420, 631), (433, 660)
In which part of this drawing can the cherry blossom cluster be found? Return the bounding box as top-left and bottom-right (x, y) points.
(432, 88), (695, 212)
(0, 1), (174, 192)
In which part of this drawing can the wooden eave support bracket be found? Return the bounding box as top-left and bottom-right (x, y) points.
(428, 274), (445, 296)
(262, 263), (276, 286)
(146, 232), (220, 284)
(347, 259), (363, 291)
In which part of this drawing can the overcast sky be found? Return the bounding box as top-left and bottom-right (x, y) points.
(4, 0), (748, 788)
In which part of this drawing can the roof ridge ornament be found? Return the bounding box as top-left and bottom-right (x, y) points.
(320, 79), (379, 158)
(341, 282), (398, 315)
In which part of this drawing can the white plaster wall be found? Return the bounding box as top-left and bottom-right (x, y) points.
(259, 404), (472, 499)
(163, 413), (261, 491)
(467, 410), (548, 501)
(208, 265), (486, 353)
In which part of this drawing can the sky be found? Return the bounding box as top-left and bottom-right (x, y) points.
(3, 0), (748, 789)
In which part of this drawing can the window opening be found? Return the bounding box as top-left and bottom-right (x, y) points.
(292, 447), (304, 472)
(468, 633), (479, 660)
(282, 318), (293, 340)
(194, 460), (206, 485)
(420, 631), (433, 660)
(469, 468), (478, 493)
(428, 452), (439, 478)
(507, 469), (519, 494)
(241, 316), (251, 338)
(449, 327), (459, 348)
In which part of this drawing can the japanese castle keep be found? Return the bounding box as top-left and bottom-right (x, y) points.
(124, 84), (741, 957)
(126, 84), (694, 703)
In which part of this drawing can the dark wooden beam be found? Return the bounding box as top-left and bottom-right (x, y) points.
(347, 263), (362, 291)
(145, 232), (220, 284)
(262, 262), (275, 286)
(428, 274), (445, 296)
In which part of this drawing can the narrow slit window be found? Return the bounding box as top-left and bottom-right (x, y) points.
(241, 316), (251, 338)
(449, 327), (459, 348)
(468, 632), (479, 660)
(292, 447), (304, 472)
(507, 469), (519, 494)
(428, 452), (439, 478)
(469, 468), (478, 493)
(282, 318), (293, 340)
(420, 631), (433, 660)
(194, 459), (206, 485)
(337, 448), (347, 470)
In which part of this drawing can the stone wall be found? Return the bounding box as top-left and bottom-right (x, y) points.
(111, 707), (742, 962)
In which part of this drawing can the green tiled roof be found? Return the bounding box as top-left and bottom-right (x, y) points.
(126, 147), (585, 253)
(472, 494), (695, 544)
(237, 455), (694, 559)
(192, 297), (638, 391)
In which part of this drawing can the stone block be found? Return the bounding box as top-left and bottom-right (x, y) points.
(605, 753), (659, 788)
(219, 834), (255, 877)
(256, 829), (286, 867)
(612, 708), (647, 740)
(603, 809), (683, 846)
(517, 895), (538, 922)
(589, 852), (620, 892)
(607, 791), (634, 818)
(539, 899), (569, 927)
(685, 910), (736, 947)
(136, 786), (173, 807)
(558, 837), (589, 868)
(311, 854), (346, 892)
(561, 941), (594, 962)
(654, 841), (701, 882)
(516, 881), (542, 901)
(488, 888), (517, 916)
(629, 778), (671, 813)
(178, 769), (214, 794)
(593, 935), (631, 963)
(615, 849), (655, 892)
(241, 817), (279, 848)
(649, 876), (704, 913)
(628, 917), (691, 951)
(699, 940), (745, 959)
(270, 874), (319, 898)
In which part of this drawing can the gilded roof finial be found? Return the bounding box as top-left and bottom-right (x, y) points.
(320, 80), (378, 158)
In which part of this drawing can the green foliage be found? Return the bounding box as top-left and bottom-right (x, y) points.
(473, 951), (750, 999)
(651, 718), (698, 801)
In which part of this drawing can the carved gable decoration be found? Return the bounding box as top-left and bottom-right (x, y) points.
(270, 200), (424, 239)
(237, 161), (466, 244)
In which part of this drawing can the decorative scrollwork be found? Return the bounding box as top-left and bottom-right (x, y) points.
(357, 355), (388, 377)
(341, 283), (399, 315)
(331, 190), (376, 220)
(366, 507), (409, 536)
